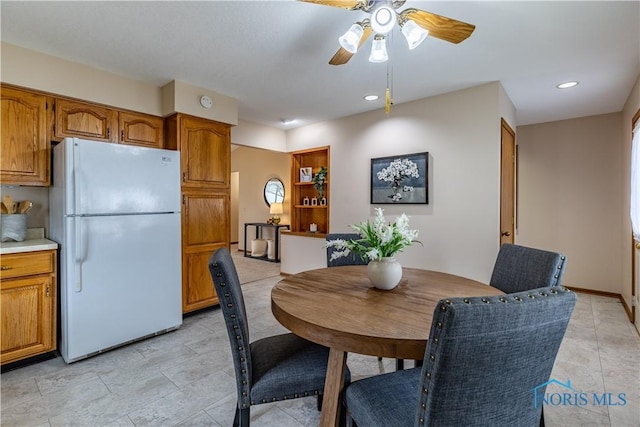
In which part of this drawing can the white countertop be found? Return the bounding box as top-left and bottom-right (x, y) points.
(0, 228), (58, 254)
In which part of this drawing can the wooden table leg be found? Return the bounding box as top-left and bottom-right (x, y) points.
(319, 348), (348, 427)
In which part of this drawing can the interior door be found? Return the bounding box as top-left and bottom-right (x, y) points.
(500, 119), (516, 245)
(633, 111), (640, 333)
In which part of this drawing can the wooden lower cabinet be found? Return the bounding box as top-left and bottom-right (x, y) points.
(181, 191), (230, 313)
(0, 250), (57, 365)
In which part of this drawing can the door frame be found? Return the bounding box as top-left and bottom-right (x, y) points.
(500, 118), (516, 245)
(631, 109), (639, 327)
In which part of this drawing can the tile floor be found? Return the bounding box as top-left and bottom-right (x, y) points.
(1, 277), (639, 426)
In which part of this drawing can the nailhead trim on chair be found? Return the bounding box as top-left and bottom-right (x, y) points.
(213, 251), (332, 424)
(415, 287), (573, 425)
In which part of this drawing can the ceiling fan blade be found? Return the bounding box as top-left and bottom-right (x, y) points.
(298, 0), (368, 11)
(329, 26), (373, 65)
(402, 8), (475, 44)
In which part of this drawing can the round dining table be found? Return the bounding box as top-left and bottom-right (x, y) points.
(271, 265), (504, 427)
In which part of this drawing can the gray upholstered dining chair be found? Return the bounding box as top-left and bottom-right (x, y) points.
(209, 247), (350, 427)
(326, 233), (405, 369)
(490, 243), (567, 294)
(326, 233), (368, 267)
(344, 286), (576, 427)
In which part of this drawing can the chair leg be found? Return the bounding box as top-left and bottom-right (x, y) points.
(317, 393), (323, 411)
(234, 406), (250, 427)
(396, 358), (404, 371)
(540, 407), (545, 427)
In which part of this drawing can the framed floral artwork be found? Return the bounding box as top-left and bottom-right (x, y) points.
(371, 152), (428, 204)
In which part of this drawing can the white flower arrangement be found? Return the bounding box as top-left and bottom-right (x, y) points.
(376, 158), (420, 202)
(327, 208), (421, 262)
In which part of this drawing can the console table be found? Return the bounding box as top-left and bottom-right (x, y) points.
(243, 223), (290, 263)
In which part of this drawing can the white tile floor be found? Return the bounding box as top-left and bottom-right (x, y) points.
(1, 277), (639, 426)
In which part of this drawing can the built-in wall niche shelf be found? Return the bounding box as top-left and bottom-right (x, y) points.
(290, 146), (330, 235)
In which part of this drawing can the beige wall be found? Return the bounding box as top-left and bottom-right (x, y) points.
(230, 146), (290, 251)
(517, 113), (623, 293)
(285, 82), (506, 282)
(232, 119), (287, 152)
(1, 43), (237, 123)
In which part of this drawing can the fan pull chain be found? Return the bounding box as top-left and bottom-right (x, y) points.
(385, 33), (394, 115)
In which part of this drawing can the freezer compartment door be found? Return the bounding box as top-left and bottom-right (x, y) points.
(65, 138), (180, 215)
(60, 213), (182, 363)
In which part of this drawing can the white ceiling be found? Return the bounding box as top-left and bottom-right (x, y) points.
(1, 1), (639, 130)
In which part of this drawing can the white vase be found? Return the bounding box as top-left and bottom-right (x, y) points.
(367, 257), (402, 290)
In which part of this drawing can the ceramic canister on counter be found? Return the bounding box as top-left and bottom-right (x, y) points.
(1, 213), (27, 242)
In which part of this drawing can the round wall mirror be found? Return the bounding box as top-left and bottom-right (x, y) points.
(264, 178), (285, 206)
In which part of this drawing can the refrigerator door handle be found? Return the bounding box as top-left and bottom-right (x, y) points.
(74, 217), (84, 292)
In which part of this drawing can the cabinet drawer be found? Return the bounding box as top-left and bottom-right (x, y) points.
(0, 251), (54, 280)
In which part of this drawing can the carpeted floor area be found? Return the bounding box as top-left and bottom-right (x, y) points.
(230, 243), (282, 284)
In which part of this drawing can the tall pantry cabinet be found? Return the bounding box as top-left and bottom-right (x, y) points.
(165, 114), (231, 313)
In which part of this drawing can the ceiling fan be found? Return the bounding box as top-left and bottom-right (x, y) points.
(299, 0), (476, 65)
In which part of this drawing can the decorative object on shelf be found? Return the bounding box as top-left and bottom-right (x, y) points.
(269, 202), (283, 224)
(371, 152), (428, 204)
(320, 197), (327, 206)
(303, 197), (310, 206)
(264, 178), (285, 206)
(251, 239), (268, 257)
(313, 166), (328, 199)
(311, 197), (318, 206)
(310, 223), (318, 233)
(326, 208), (422, 290)
(300, 167), (313, 182)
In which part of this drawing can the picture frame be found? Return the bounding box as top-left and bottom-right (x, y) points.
(300, 167), (313, 182)
(371, 152), (428, 204)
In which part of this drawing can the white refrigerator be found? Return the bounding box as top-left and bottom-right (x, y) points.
(49, 138), (182, 363)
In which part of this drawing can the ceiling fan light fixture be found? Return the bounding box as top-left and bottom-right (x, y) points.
(370, 4), (396, 34)
(338, 23), (365, 54)
(401, 18), (429, 50)
(369, 34), (388, 63)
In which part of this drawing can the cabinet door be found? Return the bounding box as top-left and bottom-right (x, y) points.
(0, 86), (51, 186)
(119, 111), (164, 148)
(1, 275), (55, 365)
(180, 116), (230, 189)
(182, 190), (229, 313)
(55, 98), (118, 143)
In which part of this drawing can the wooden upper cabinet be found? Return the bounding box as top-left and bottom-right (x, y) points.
(54, 98), (118, 143)
(180, 115), (230, 189)
(119, 111), (164, 148)
(0, 85), (51, 186)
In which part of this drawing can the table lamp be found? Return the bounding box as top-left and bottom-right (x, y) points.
(269, 202), (283, 224)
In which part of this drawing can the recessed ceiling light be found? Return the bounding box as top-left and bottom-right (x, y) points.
(556, 81), (579, 89)
(364, 95), (379, 101)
